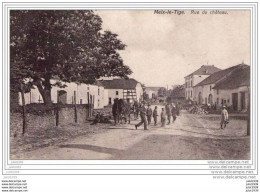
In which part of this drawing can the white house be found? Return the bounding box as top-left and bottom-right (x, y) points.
(19, 80), (105, 109)
(97, 78), (143, 105)
(145, 87), (162, 99)
(184, 65), (221, 100)
(193, 64), (250, 111)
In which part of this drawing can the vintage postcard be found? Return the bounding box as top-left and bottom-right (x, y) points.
(9, 9), (251, 161)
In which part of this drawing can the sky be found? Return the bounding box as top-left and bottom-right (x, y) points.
(96, 10), (250, 87)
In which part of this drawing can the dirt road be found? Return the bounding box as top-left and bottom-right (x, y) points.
(11, 110), (250, 160)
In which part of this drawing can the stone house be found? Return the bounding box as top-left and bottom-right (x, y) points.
(97, 78), (143, 105)
(145, 87), (163, 99)
(184, 65), (221, 101)
(19, 80), (105, 109)
(193, 64), (250, 111)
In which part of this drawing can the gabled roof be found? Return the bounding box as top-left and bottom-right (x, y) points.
(213, 65), (250, 90)
(97, 78), (140, 89)
(185, 65), (221, 78)
(194, 64), (247, 87)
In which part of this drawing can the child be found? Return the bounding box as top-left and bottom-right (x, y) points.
(220, 106), (229, 129)
(161, 108), (166, 127)
(153, 106), (158, 125)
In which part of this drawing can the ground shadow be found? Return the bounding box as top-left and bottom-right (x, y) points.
(59, 144), (122, 154)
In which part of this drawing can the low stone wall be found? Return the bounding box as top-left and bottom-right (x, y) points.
(10, 104), (91, 137)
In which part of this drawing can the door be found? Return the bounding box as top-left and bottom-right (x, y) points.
(232, 93), (238, 110)
(208, 94), (213, 105)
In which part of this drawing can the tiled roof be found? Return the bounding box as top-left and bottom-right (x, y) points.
(185, 65), (221, 77)
(195, 64), (247, 87)
(213, 65), (250, 89)
(97, 78), (140, 89)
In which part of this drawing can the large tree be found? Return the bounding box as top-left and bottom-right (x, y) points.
(10, 10), (132, 105)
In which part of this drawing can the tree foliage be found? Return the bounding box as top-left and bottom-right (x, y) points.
(10, 10), (132, 104)
(158, 87), (167, 97)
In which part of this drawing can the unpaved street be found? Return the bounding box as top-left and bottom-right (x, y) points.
(11, 110), (250, 160)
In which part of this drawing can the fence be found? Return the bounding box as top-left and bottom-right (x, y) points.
(10, 103), (94, 136)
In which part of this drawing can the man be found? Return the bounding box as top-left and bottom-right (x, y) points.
(165, 103), (172, 125)
(153, 106), (158, 125)
(112, 98), (119, 125)
(135, 102), (148, 130)
(220, 106), (229, 129)
(124, 100), (132, 124)
(146, 104), (153, 125)
(161, 108), (166, 127)
(176, 102), (180, 116)
(133, 100), (139, 120)
(171, 104), (177, 123)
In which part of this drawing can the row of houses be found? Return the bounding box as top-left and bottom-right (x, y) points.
(184, 63), (250, 111)
(19, 78), (144, 109)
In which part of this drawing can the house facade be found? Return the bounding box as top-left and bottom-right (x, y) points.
(193, 64), (250, 111)
(98, 78), (143, 105)
(19, 80), (105, 109)
(184, 65), (221, 100)
(145, 87), (162, 99)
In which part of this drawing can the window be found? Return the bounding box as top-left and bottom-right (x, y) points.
(109, 97), (112, 104)
(80, 99), (82, 104)
(98, 88), (100, 96)
(191, 80), (193, 87)
(116, 91), (119, 95)
(191, 91), (192, 97)
(228, 99), (230, 103)
(217, 98), (219, 104)
(98, 99), (100, 107)
(217, 89), (219, 95)
(210, 86), (212, 91)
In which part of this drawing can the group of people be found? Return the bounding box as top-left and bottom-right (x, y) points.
(135, 102), (180, 130)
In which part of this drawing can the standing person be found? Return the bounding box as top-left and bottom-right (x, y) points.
(153, 106), (158, 125)
(133, 100), (139, 120)
(112, 98), (119, 125)
(135, 102), (148, 130)
(171, 104), (177, 123)
(161, 108), (166, 127)
(146, 104), (153, 125)
(176, 102), (180, 116)
(220, 106), (229, 129)
(124, 100), (132, 124)
(165, 103), (172, 125)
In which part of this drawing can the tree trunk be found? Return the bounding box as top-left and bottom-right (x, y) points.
(35, 78), (52, 106)
(20, 84), (26, 134)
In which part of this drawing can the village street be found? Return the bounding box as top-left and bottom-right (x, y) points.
(11, 108), (250, 160)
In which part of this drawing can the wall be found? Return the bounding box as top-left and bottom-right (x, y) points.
(105, 89), (123, 105)
(193, 84), (250, 111)
(136, 83), (144, 102)
(19, 80), (105, 109)
(185, 75), (210, 100)
(10, 105), (90, 137)
(193, 75), (210, 86)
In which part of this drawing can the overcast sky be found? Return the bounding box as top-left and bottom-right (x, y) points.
(97, 10), (250, 87)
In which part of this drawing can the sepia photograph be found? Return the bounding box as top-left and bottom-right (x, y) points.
(9, 9), (251, 161)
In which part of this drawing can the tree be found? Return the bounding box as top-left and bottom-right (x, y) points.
(158, 87), (167, 97)
(10, 10), (132, 105)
